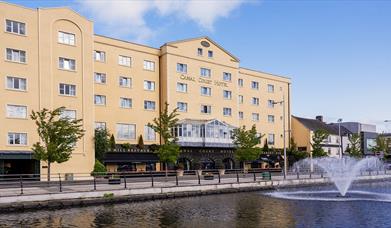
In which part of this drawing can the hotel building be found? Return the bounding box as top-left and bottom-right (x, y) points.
(0, 2), (291, 175)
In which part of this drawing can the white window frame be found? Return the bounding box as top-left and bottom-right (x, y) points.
(268, 115), (275, 123)
(144, 125), (156, 141)
(252, 113), (260, 122)
(239, 111), (244, 120)
(59, 57), (76, 71)
(268, 134), (275, 145)
(268, 84), (275, 93)
(6, 104), (27, 119)
(144, 100), (156, 110)
(6, 76), (27, 91)
(238, 95), (243, 104)
(144, 80), (155, 91)
(94, 72), (106, 84)
(5, 19), (26, 35)
(94, 95), (106, 105)
(223, 72), (231, 81)
(177, 102), (188, 112)
(116, 123), (136, 140)
(252, 97), (260, 106)
(238, 78), (243, 87)
(94, 50), (106, 62)
(251, 81), (259, 90)
(223, 107), (232, 116)
(118, 55), (131, 67)
(201, 105), (211, 114)
(119, 76), (132, 88)
(208, 50), (213, 58)
(197, 48), (203, 56)
(177, 63), (187, 73)
(59, 83), (76, 96)
(60, 109), (76, 120)
(268, 100), (275, 108)
(7, 132), (27, 145)
(200, 68), (211, 78)
(176, 82), (188, 93)
(143, 60), (155, 71)
(201, 86), (211, 96)
(6, 48), (26, 63)
(58, 31), (75, 46)
(223, 90), (232, 100)
(95, 122), (106, 130)
(120, 97), (132, 109)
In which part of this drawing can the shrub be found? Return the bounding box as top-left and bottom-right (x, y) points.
(93, 159), (106, 173)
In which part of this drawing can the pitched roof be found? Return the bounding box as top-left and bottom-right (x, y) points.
(293, 116), (351, 135)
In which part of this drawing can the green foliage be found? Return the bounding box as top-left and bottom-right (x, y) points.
(121, 143), (131, 149)
(263, 139), (269, 152)
(311, 129), (329, 157)
(157, 143), (180, 164)
(232, 125), (263, 163)
(215, 159), (225, 169)
(288, 138), (308, 162)
(137, 135), (145, 149)
(192, 158), (201, 170)
(346, 133), (362, 158)
(94, 128), (110, 162)
(30, 107), (84, 181)
(103, 193), (114, 199)
(147, 102), (179, 143)
(371, 136), (390, 156)
(109, 134), (116, 150)
(93, 159), (107, 173)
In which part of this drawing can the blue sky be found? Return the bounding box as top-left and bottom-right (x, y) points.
(8, 0), (391, 132)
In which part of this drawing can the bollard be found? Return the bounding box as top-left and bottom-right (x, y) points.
(197, 171), (201, 185)
(309, 172), (312, 179)
(321, 172), (323, 178)
(218, 172), (221, 184)
(253, 172), (256, 182)
(175, 172), (179, 186)
(236, 170), (239, 183)
(93, 176), (96, 191)
(58, 173), (62, 192)
(297, 172), (299, 179)
(150, 171), (154, 187)
(124, 175), (127, 189)
(20, 176), (23, 195)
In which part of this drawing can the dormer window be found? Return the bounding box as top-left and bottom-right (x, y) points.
(197, 48), (203, 56)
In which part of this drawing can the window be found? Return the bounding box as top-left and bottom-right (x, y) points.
(118, 55), (131, 67)
(6, 48), (26, 63)
(94, 95), (106, 105)
(223, 107), (232, 116)
(60, 110), (76, 120)
(120, 97), (132, 108)
(94, 72), (106, 84)
(144, 80), (155, 91)
(144, 101), (156, 110)
(208, 50), (213, 58)
(95, 122), (106, 130)
(6, 20), (25, 35)
(8, 133), (27, 145)
(143, 60), (155, 71)
(251, 81), (259, 90)
(223, 90), (232, 100)
(238, 95), (243, 104)
(201, 105), (211, 114)
(6, 76), (26, 91)
(176, 82), (187, 93)
(144, 125), (156, 141)
(197, 48), (203, 56)
(252, 97), (259, 106)
(94, 51), (105, 62)
(116, 124), (136, 140)
(239, 111), (244, 120)
(59, 83), (76, 96)
(177, 102), (188, 112)
(200, 86), (211, 96)
(177, 63), (187, 73)
(268, 100), (275, 108)
(252, 113), (259, 122)
(268, 84), (275, 93)
(6, 105), (27, 118)
(119, 76), (132, 88)
(200, 68), (211, 77)
(268, 115), (275, 123)
(59, 57), (75, 70)
(238, 78), (243, 87)
(268, 134), (275, 145)
(223, 72), (231, 81)
(58, 31), (75, 45)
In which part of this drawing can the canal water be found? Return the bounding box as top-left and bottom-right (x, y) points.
(1, 181), (391, 227)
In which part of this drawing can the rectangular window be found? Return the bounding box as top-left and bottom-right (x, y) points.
(94, 50), (105, 62)
(94, 95), (106, 105)
(144, 80), (155, 91)
(6, 48), (26, 63)
(95, 122), (106, 130)
(268, 100), (275, 108)
(238, 78), (243, 87)
(239, 111), (244, 120)
(177, 63), (187, 73)
(144, 125), (156, 141)
(118, 55), (131, 67)
(176, 82), (188, 93)
(208, 50), (213, 58)
(201, 105), (211, 114)
(252, 97), (260, 106)
(268, 84), (275, 93)
(94, 72), (106, 84)
(177, 102), (188, 112)
(200, 86), (211, 96)
(223, 72), (231, 81)
(5, 19), (25, 35)
(251, 81), (259, 90)
(223, 107), (232, 116)
(252, 113), (259, 122)
(143, 60), (155, 71)
(119, 76), (132, 88)
(58, 31), (75, 45)
(144, 100), (156, 110)
(120, 97), (132, 108)
(6, 105), (27, 118)
(223, 90), (232, 100)
(116, 124), (136, 140)
(60, 109), (76, 120)
(7, 132), (27, 145)
(268, 134), (275, 145)
(197, 48), (203, 56)
(59, 83), (76, 96)
(59, 57), (75, 70)
(238, 95), (243, 104)
(6, 76), (26, 91)
(200, 68), (211, 77)
(268, 115), (275, 123)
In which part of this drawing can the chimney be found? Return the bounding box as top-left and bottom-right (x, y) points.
(316, 115), (324, 122)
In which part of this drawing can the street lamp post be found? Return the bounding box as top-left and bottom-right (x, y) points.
(273, 95), (287, 179)
(338, 118), (343, 159)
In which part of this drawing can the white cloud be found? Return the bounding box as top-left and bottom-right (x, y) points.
(77, 0), (247, 42)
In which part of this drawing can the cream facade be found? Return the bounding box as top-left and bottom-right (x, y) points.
(0, 2), (291, 175)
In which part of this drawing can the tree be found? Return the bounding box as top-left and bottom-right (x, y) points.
(232, 125), (263, 172)
(30, 107), (85, 181)
(346, 133), (362, 158)
(137, 135), (145, 149)
(93, 159), (107, 174)
(311, 129), (329, 157)
(148, 103), (180, 176)
(94, 128), (110, 162)
(371, 136), (389, 157)
(109, 134), (116, 151)
(287, 138), (307, 164)
(263, 139), (269, 153)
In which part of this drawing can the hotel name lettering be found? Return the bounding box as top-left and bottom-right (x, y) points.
(180, 75), (228, 87)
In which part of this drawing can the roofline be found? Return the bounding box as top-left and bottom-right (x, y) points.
(94, 34), (160, 51)
(0, 1), (35, 11)
(239, 67), (291, 80)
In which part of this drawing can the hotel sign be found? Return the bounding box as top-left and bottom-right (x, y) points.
(180, 75), (228, 87)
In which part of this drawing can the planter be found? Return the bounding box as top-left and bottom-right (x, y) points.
(177, 170), (184, 177)
(108, 178), (121, 185)
(218, 169), (225, 176)
(196, 170), (203, 176)
(203, 174), (214, 180)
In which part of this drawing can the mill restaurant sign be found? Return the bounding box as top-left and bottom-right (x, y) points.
(180, 75), (228, 87)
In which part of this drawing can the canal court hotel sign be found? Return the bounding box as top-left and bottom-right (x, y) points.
(180, 74), (229, 87)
